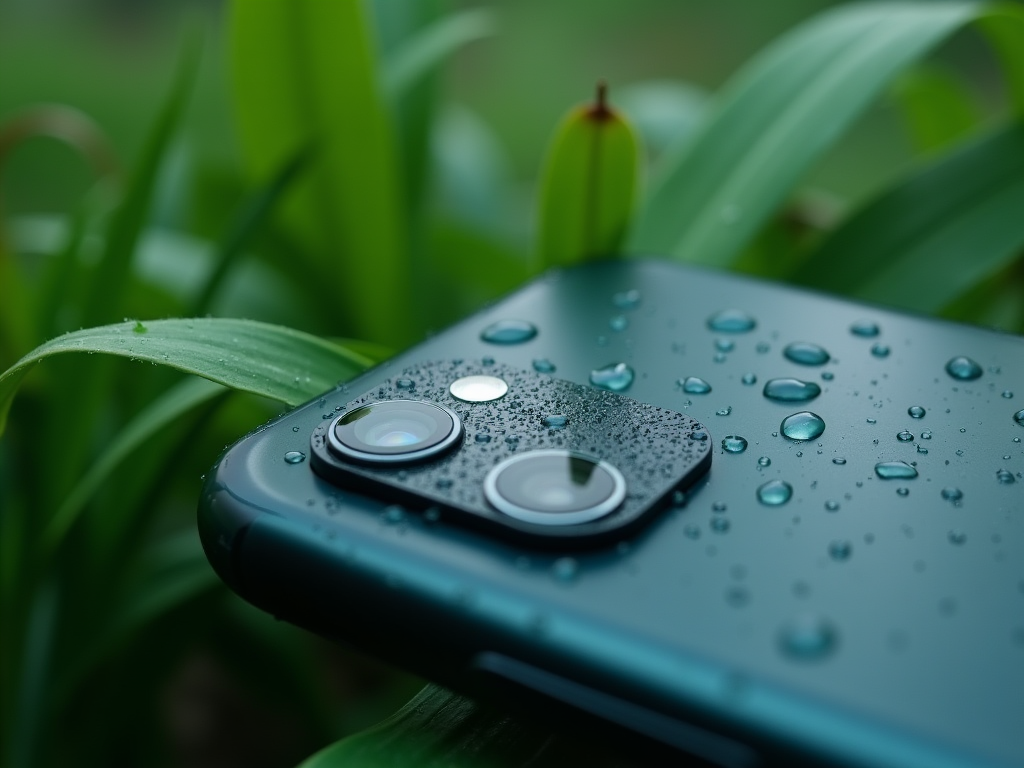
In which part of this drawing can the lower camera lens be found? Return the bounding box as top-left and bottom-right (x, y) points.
(484, 449), (626, 525)
(328, 400), (462, 464)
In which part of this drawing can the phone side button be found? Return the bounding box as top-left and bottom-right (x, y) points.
(470, 651), (760, 768)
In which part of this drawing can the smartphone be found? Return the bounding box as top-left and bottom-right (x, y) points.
(198, 259), (1024, 768)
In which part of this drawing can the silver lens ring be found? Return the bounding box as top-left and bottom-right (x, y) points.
(484, 449), (626, 526)
(327, 399), (463, 464)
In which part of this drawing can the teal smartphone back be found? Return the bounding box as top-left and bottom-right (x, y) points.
(200, 259), (1024, 768)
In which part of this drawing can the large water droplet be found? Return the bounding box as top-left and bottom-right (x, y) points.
(940, 487), (963, 503)
(908, 405), (925, 419)
(781, 412), (825, 441)
(612, 289), (641, 309)
(722, 435), (748, 453)
(896, 430), (914, 442)
(875, 461), (918, 479)
(757, 479), (793, 506)
(590, 363), (634, 392)
(283, 451), (306, 464)
(481, 319), (537, 344)
(783, 342), (830, 366)
(779, 615), (838, 661)
(680, 376), (712, 394)
(945, 356), (982, 380)
(849, 320), (879, 338)
(763, 378), (821, 403)
(996, 468), (1015, 484)
(707, 309), (756, 333)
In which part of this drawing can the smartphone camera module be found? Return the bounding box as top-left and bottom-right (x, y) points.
(484, 449), (626, 525)
(328, 400), (463, 464)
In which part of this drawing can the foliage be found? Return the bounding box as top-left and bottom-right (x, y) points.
(1, 0), (1023, 765)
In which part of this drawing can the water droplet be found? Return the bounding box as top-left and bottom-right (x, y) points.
(945, 356), (982, 380)
(941, 487), (963, 503)
(707, 309), (756, 333)
(779, 615), (838, 661)
(907, 405), (926, 419)
(870, 343), (890, 358)
(866, 418), (877, 425)
(1002, 390), (1014, 399)
(921, 430), (933, 439)
(716, 406), (733, 416)
(916, 445), (928, 454)
(680, 376), (712, 394)
(292, 426), (301, 433)
(481, 319), (537, 344)
(684, 524), (701, 539)
(133, 320), (147, 334)
(424, 507), (441, 523)
(712, 501), (727, 513)
(781, 411), (825, 441)
(1014, 409), (1024, 427)
(824, 500), (840, 512)
(504, 435), (520, 445)
(610, 315), (629, 332)
(757, 456), (772, 467)
(757, 479), (793, 506)
(741, 372), (757, 386)
(875, 461), (918, 479)
(395, 378), (415, 390)
(996, 469), (1015, 484)
(436, 477), (453, 489)
(828, 540), (852, 561)
(552, 557), (579, 582)
(710, 516), (731, 533)
(612, 289), (641, 309)
(948, 529), (967, 545)
(475, 433), (492, 444)
(382, 505), (406, 524)
(722, 435), (748, 454)
(897, 487), (910, 497)
(542, 414), (568, 429)
(590, 362), (634, 392)
(896, 430), (914, 442)
(832, 457), (847, 465)
(763, 378), (821, 403)
(283, 451), (306, 464)
(715, 338), (735, 353)
(821, 371), (834, 381)
(532, 358), (556, 374)
(850, 320), (880, 338)
(689, 429), (708, 442)
(783, 342), (830, 366)
(756, 342), (770, 354)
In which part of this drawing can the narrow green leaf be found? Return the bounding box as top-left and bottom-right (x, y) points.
(0, 318), (373, 437)
(230, 0), (410, 345)
(890, 65), (981, 152)
(8, 580), (58, 768)
(628, 2), (1024, 266)
(793, 121), (1024, 312)
(536, 83), (639, 271)
(40, 377), (225, 554)
(382, 8), (496, 100)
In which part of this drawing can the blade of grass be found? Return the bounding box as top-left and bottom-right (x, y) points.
(792, 121), (1024, 312)
(0, 318), (373, 437)
(7, 579), (58, 768)
(628, 2), (1024, 267)
(230, 0), (410, 345)
(890, 65), (981, 152)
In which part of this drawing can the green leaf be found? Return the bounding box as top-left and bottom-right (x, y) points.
(792, 121), (1024, 312)
(535, 83), (639, 271)
(890, 65), (981, 152)
(628, 1), (1024, 266)
(0, 318), (373, 437)
(229, 0), (410, 345)
(8, 579), (58, 768)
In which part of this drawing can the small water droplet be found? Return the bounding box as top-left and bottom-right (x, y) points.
(824, 500), (840, 512)
(781, 412), (826, 441)
(828, 540), (852, 561)
(1014, 409), (1024, 427)
(783, 342), (830, 366)
(292, 426), (301, 433)
(763, 378), (821, 403)
(941, 487), (963, 503)
(542, 414), (568, 429)
(866, 418), (877, 425)
(610, 315), (629, 332)
(532, 358), (556, 374)
(945, 356), (982, 380)
(436, 477), (453, 489)
(897, 487), (910, 496)
(680, 376), (712, 394)
(996, 468), (1015, 484)
(757, 479), (793, 506)
(1002, 390), (1014, 399)
(948, 529), (967, 545)
(612, 289), (641, 309)
(481, 319), (537, 344)
(821, 371), (834, 381)
(897, 430), (914, 442)
(756, 342), (770, 354)
(689, 429), (708, 442)
(916, 445), (928, 454)
(475, 433), (492, 444)
(589, 362), (634, 392)
(832, 457), (847, 465)
(552, 557), (579, 582)
(725, 585), (750, 607)
(716, 405), (733, 416)
(715, 338), (735, 353)
(424, 507), (441, 523)
(758, 456), (772, 467)
(722, 435), (748, 453)
(741, 372), (757, 386)
(396, 378), (415, 390)
(382, 505), (406, 524)
(921, 430), (933, 439)
(707, 309), (756, 333)
(712, 501), (727, 513)
(283, 451), (305, 464)
(684, 524), (701, 539)
(779, 615), (838, 661)
(870, 343), (890, 358)
(875, 461), (918, 479)
(710, 516), (731, 533)
(504, 435), (520, 445)
(850, 320), (880, 338)
(907, 405), (926, 419)
(133, 320), (147, 334)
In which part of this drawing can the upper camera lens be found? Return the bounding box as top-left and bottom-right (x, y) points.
(484, 449), (626, 525)
(328, 400), (463, 464)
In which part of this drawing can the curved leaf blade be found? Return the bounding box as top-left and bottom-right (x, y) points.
(0, 318), (373, 436)
(792, 121), (1024, 312)
(628, 2), (1024, 267)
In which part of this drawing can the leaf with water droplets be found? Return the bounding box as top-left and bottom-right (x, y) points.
(0, 318), (372, 436)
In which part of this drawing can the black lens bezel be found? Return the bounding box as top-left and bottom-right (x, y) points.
(327, 399), (463, 464)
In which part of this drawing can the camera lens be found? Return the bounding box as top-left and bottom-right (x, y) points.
(328, 400), (462, 464)
(484, 449), (626, 525)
